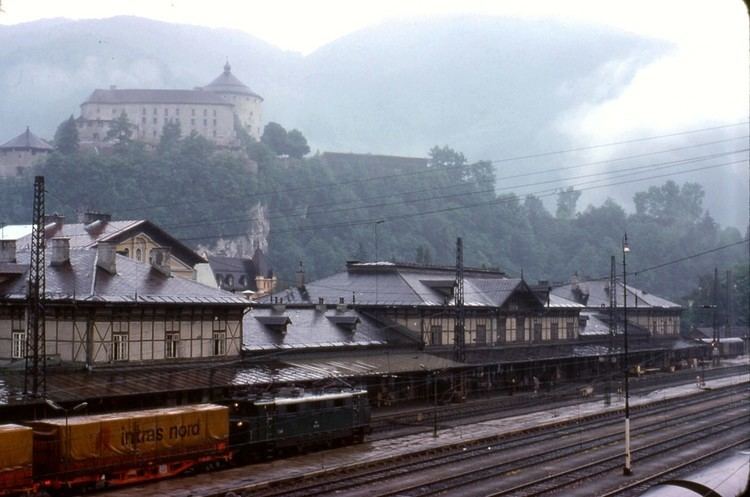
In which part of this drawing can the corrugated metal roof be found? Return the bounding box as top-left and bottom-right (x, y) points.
(0, 351), (454, 405)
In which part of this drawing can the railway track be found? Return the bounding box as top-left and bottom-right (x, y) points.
(370, 363), (749, 440)
(234, 382), (748, 497)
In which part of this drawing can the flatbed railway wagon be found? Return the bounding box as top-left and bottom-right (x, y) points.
(28, 404), (231, 492)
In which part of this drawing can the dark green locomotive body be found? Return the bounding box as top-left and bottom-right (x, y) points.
(229, 389), (370, 460)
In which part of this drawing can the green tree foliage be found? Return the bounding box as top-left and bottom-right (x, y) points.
(53, 115), (79, 155)
(261, 122), (288, 156)
(261, 122), (311, 158)
(286, 129), (310, 158)
(158, 120), (182, 153)
(0, 139), (745, 306)
(106, 111), (135, 148)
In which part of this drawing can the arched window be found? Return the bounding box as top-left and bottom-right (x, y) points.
(225, 275), (234, 288)
(215, 274), (223, 287)
(238, 276), (247, 288)
(136, 248), (142, 262)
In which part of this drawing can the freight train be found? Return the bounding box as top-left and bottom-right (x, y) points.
(0, 388), (370, 496)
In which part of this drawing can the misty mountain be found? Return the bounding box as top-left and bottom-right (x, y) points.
(1, 15), (746, 227)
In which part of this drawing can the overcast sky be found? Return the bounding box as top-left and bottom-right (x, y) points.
(2, 0), (746, 144)
(0, 0), (745, 55)
(2, 0), (748, 224)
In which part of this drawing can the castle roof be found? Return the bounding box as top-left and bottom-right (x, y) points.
(83, 88), (233, 106)
(0, 127), (53, 151)
(204, 62), (263, 100)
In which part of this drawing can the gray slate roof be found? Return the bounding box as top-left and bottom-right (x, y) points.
(0, 249), (246, 305)
(83, 88), (232, 106)
(551, 279), (681, 310)
(8, 219), (204, 266)
(244, 306), (417, 351)
(0, 127), (53, 150)
(267, 262), (573, 309)
(203, 62), (262, 99)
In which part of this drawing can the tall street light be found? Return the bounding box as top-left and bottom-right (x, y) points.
(622, 233), (632, 476)
(45, 399), (88, 478)
(419, 364), (438, 438)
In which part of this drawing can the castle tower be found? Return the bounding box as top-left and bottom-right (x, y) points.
(204, 62), (264, 140)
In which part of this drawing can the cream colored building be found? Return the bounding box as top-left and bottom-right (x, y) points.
(77, 62), (263, 147)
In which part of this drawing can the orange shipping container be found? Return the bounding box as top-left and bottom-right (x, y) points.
(31, 404), (228, 463)
(0, 424), (33, 470)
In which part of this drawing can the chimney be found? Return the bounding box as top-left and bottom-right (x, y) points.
(296, 260), (305, 288)
(81, 211), (111, 226)
(149, 247), (171, 277)
(0, 240), (16, 263)
(337, 296), (348, 313)
(44, 213), (65, 229)
(96, 242), (117, 274)
(315, 297), (326, 313)
(49, 237), (70, 266)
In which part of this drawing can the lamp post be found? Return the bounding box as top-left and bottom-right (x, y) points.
(420, 364), (438, 438)
(45, 399), (88, 479)
(622, 234), (632, 476)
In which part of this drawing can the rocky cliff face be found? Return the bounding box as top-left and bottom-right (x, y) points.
(198, 201), (269, 257)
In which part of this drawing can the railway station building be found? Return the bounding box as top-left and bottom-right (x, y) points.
(0, 238), (246, 368)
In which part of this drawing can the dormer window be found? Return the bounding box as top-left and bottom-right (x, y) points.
(256, 315), (292, 334)
(327, 315), (360, 332)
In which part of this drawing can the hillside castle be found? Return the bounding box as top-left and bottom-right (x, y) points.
(76, 62), (263, 147)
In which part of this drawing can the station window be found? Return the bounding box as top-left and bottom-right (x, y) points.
(141, 116), (146, 124)
(165, 332), (180, 359)
(212, 331), (226, 356)
(191, 118), (196, 126)
(142, 108), (146, 115)
(112, 333), (129, 361)
(430, 325), (442, 346)
(203, 109), (207, 116)
(533, 321), (543, 341)
(550, 322), (559, 340)
(496, 319), (506, 343)
(164, 108), (169, 116)
(203, 119), (208, 126)
(475, 324), (486, 345)
(212, 317), (227, 356)
(176, 108), (180, 116)
(516, 317), (525, 342)
(153, 117), (157, 125)
(566, 321), (575, 339)
(11, 331), (26, 359)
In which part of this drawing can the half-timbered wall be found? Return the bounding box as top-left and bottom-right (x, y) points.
(0, 304), (242, 364)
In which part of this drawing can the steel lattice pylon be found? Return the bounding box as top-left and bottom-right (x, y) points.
(24, 175), (46, 397)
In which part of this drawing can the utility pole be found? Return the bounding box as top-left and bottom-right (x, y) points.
(606, 255), (616, 406)
(712, 267), (720, 366)
(24, 176), (46, 397)
(453, 237), (465, 363)
(725, 270), (733, 342)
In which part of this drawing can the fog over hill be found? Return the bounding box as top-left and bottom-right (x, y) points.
(1, 15), (747, 228)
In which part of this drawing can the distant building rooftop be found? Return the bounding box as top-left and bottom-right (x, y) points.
(0, 127), (53, 151)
